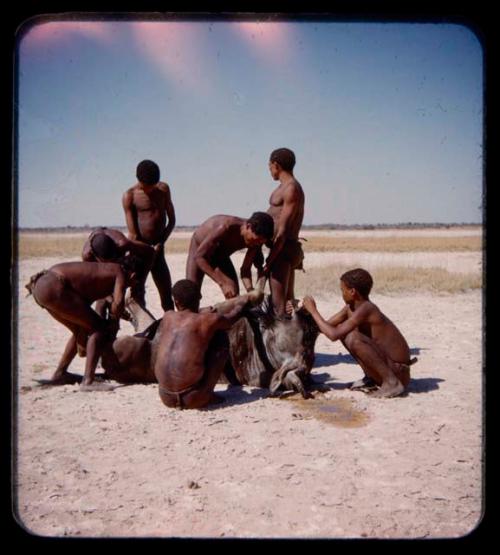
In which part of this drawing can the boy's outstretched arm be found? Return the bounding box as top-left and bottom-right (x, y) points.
(302, 296), (362, 342)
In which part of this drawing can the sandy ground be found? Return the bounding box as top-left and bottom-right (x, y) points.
(14, 239), (484, 539)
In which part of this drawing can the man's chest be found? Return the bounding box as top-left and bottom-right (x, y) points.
(133, 191), (164, 212)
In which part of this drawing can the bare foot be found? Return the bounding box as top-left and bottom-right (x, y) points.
(36, 372), (83, 386)
(392, 363), (411, 388)
(369, 380), (405, 398)
(79, 382), (116, 392)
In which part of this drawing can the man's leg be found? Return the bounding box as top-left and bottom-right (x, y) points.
(130, 268), (147, 308)
(269, 257), (292, 317)
(151, 250), (174, 312)
(342, 330), (405, 398)
(40, 286), (116, 391)
(44, 310), (82, 384)
(287, 270), (296, 302)
(101, 336), (154, 384)
(31, 274), (89, 385)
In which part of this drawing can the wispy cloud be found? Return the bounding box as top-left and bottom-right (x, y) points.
(19, 20), (112, 50)
(129, 21), (211, 93)
(231, 21), (294, 63)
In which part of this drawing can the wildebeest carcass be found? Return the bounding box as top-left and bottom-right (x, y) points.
(222, 294), (319, 398)
(104, 278), (319, 398)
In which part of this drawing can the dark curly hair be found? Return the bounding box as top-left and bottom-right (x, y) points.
(247, 212), (274, 241)
(172, 279), (202, 309)
(90, 232), (120, 261)
(340, 268), (374, 298)
(136, 160), (160, 185)
(270, 148), (296, 172)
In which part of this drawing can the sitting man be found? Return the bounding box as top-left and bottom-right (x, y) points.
(26, 254), (140, 391)
(154, 279), (260, 409)
(186, 212), (274, 299)
(301, 268), (417, 398)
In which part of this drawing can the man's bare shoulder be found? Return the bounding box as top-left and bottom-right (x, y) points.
(157, 181), (171, 194)
(122, 186), (137, 202)
(284, 178), (304, 198)
(198, 215), (235, 236)
(354, 300), (381, 321)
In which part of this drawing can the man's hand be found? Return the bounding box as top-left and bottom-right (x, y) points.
(221, 280), (238, 299)
(302, 295), (317, 313)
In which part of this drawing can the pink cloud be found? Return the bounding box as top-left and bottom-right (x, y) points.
(20, 20), (113, 50)
(129, 21), (210, 93)
(232, 21), (293, 63)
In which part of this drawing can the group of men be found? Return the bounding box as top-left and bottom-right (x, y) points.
(27, 147), (415, 407)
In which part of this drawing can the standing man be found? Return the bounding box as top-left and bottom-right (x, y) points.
(122, 160), (176, 311)
(263, 148), (305, 317)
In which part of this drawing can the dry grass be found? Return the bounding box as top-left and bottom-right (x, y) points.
(294, 264), (482, 296)
(300, 235), (481, 252)
(16, 234), (192, 259)
(16, 232), (481, 260)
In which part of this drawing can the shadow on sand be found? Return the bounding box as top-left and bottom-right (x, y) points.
(313, 347), (423, 370)
(200, 385), (268, 411)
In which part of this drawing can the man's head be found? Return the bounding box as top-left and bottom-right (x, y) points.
(120, 254), (142, 285)
(136, 160), (160, 186)
(242, 212), (275, 247)
(172, 279), (202, 311)
(269, 148), (296, 180)
(90, 232), (121, 261)
(340, 268), (373, 302)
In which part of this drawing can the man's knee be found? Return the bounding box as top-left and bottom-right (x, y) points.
(342, 331), (366, 353)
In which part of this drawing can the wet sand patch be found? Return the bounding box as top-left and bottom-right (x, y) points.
(281, 392), (369, 428)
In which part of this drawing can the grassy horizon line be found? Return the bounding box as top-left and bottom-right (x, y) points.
(17, 222), (483, 233)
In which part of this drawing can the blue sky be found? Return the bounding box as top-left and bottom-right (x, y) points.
(16, 18), (483, 227)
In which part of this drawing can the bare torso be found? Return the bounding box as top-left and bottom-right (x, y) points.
(125, 182), (170, 244)
(348, 301), (410, 363)
(268, 178), (305, 239)
(154, 310), (222, 391)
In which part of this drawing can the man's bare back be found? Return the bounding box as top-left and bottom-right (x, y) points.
(186, 212), (274, 299)
(155, 309), (225, 392)
(191, 215), (250, 257)
(49, 261), (127, 305)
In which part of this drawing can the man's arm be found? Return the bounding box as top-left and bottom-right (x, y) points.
(240, 246), (261, 292)
(122, 190), (140, 241)
(216, 295), (251, 329)
(302, 296), (365, 342)
(160, 183), (176, 244)
(263, 186), (301, 273)
(194, 229), (237, 296)
(110, 268), (127, 320)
